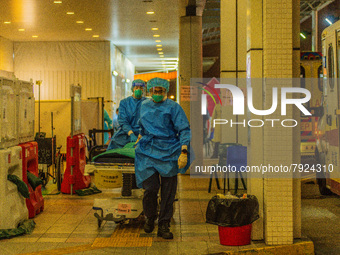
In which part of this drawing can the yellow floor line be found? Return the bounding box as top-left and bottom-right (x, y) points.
(92, 237), (153, 248)
(91, 221), (153, 248)
(20, 221), (152, 254)
(19, 244), (99, 255)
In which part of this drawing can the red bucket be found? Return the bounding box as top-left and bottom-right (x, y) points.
(218, 224), (252, 246)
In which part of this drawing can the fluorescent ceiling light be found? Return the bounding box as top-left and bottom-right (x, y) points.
(54, 1), (62, 3)
(156, 44), (162, 47)
(152, 28), (158, 30)
(66, 12), (74, 15)
(146, 11), (155, 14)
(153, 34), (160, 37)
(4, 21), (11, 24)
(92, 35), (99, 38)
(32, 35), (38, 38)
(85, 28), (92, 31)
(18, 28), (25, 31)
(300, 33), (306, 39)
(113, 71), (119, 76)
(157, 48), (162, 51)
(155, 40), (161, 42)
(325, 18), (332, 25)
(76, 21), (84, 24)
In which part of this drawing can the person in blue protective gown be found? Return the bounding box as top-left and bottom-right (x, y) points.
(135, 77), (192, 239)
(107, 79), (146, 150)
(103, 109), (113, 144)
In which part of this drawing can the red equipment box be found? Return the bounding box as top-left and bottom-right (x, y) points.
(61, 134), (91, 194)
(19, 141), (44, 218)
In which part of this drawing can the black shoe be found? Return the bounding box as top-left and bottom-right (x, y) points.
(144, 217), (155, 233)
(157, 222), (173, 239)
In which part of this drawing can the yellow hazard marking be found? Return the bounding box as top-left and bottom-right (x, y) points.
(92, 221), (152, 248)
(20, 221), (152, 254)
(92, 237), (152, 248)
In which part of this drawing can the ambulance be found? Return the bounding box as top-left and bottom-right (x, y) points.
(300, 52), (323, 158)
(315, 20), (340, 195)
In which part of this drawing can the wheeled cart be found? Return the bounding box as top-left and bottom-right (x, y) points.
(89, 154), (143, 227)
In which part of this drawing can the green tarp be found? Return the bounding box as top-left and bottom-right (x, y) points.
(75, 186), (102, 196)
(7, 174), (30, 198)
(92, 142), (136, 161)
(0, 220), (36, 240)
(27, 171), (43, 191)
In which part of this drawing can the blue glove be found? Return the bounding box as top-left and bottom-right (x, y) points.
(130, 133), (138, 143)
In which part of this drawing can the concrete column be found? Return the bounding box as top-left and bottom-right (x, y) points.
(220, 0), (247, 145)
(246, 0), (264, 241)
(292, 0), (302, 239)
(262, 0), (294, 245)
(245, 0), (301, 245)
(179, 11), (203, 168)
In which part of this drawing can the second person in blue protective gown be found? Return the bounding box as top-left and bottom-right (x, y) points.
(135, 77), (193, 240)
(103, 109), (113, 144)
(135, 99), (192, 186)
(107, 79), (146, 150)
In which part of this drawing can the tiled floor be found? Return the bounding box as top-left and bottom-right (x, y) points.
(1, 173), (257, 255)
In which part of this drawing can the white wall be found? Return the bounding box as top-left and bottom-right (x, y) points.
(14, 41), (112, 101)
(0, 36), (14, 77)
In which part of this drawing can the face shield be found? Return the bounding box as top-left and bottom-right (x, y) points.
(150, 87), (167, 103)
(132, 85), (145, 99)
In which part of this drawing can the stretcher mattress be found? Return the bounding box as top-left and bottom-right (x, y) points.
(92, 142), (135, 164)
(92, 153), (134, 164)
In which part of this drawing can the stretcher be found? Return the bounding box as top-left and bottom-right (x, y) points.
(87, 153), (143, 227)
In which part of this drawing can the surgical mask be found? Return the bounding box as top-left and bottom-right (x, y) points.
(134, 89), (142, 99)
(152, 95), (164, 103)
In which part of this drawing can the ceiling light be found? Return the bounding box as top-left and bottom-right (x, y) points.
(85, 28), (92, 31)
(170, 95), (175, 99)
(158, 52), (164, 54)
(113, 71), (118, 76)
(76, 21), (84, 24)
(18, 28), (25, 31)
(4, 21), (11, 24)
(152, 28), (158, 30)
(92, 35), (99, 38)
(153, 34), (160, 37)
(325, 18), (333, 25)
(156, 44), (162, 47)
(67, 12), (74, 15)
(300, 33), (306, 39)
(155, 40), (161, 42)
(32, 35), (38, 38)
(157, 48), (162, 51)
(146, 11), (155, 15)
(126, 79), (130, 83)
(160, 55), (164, 58)
(54, 1), (62, 3)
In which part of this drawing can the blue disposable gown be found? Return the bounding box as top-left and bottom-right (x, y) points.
(103, 109), (113, 144)
(135, 99), (192, 188)
(107, 96), (146, 150)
